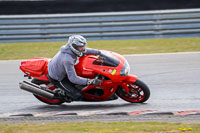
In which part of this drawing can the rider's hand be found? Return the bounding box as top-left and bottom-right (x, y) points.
(87, 79), (102, 86)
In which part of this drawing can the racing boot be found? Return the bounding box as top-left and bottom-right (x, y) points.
(53, 88), (72, 103)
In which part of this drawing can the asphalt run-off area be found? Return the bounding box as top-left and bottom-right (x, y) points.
(0, 52), (200, 123)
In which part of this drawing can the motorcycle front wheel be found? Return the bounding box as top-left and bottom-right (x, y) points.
(31, 78), (64, 105)
(116, 79), (150, 103)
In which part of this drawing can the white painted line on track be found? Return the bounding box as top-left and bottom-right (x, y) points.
(123, 51), (200, 57)
(0, 52), (200, 62)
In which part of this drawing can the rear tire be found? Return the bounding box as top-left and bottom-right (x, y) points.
(31, 78), (64, 105)
(116, 79), (150, 103)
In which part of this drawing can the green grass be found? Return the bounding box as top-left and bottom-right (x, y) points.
(0, 37), (200, 60)
(0, 121), (200, 133)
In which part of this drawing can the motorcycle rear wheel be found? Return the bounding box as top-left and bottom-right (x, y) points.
(116, 79), (150, 103)
(31, 78), (64, 105)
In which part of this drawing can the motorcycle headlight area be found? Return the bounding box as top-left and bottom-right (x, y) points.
(120, 60), (130, 76)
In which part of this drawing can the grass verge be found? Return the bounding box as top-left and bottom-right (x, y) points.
(0, 37), (200, 60)
(0, 121), (200, 133)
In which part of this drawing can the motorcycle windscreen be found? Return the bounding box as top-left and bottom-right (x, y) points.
(100, 51), (120, 67)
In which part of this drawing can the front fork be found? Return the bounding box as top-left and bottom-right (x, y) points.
(119, 75), (137, 93)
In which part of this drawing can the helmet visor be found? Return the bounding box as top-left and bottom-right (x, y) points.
(77, 46), (86, 52)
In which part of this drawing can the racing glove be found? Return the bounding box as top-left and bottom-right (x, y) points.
(87, 79), (102, 86)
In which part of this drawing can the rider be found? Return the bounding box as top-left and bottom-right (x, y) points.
(48, 35), (102, 101)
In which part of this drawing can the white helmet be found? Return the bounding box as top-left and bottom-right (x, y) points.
(68, 35), (87, 57)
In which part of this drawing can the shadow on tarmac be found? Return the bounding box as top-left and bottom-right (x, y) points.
(23, 102), (148, 113)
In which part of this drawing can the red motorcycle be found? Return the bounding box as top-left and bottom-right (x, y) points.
(19, 50), (150, 105)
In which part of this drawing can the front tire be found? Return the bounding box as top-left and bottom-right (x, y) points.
(31, 78), (64, 105)
(116, 79), (150, 103)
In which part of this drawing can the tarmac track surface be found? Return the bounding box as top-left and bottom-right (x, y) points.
(0, 52), (200, 123)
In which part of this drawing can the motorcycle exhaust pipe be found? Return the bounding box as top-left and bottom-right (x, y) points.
(19, 81), (55, 100)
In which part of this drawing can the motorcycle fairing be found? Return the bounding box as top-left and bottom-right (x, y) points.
(75, 51), (127, 82)
(75, 51), (138, 100)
